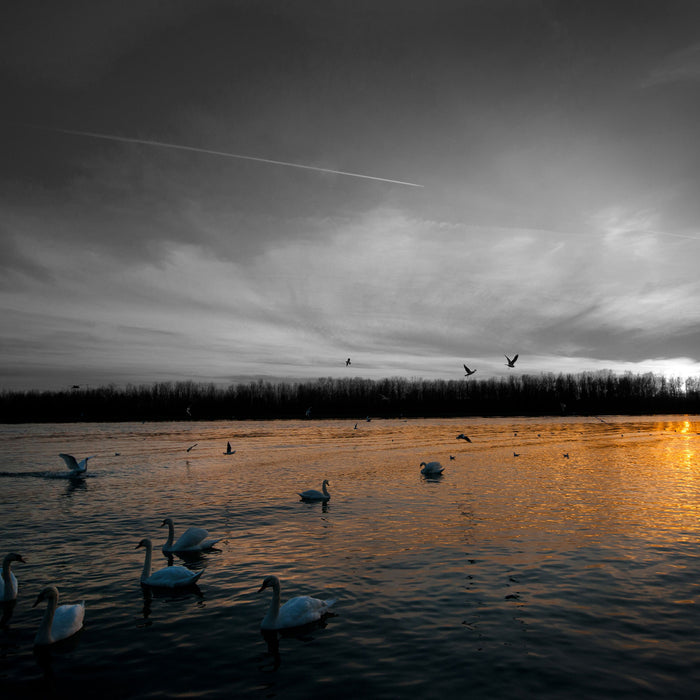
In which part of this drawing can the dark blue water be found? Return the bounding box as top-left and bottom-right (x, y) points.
(1, 416), (699, 698)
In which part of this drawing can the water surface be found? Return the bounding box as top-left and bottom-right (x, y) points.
(1, 416), (699, 698)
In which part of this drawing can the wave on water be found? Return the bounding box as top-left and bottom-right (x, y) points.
(0, 470), (95, 479)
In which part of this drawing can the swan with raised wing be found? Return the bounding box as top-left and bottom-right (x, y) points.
(1, 553), (25, 601)
(136, 539), (203, 588)
(258, 574), (336, 630)
(160, 517), (221, 553)
(420, 461), (445, 475)
(298, 479), (331, 502)
(59, 453), (94, 474)
(33, 586), (85, 646)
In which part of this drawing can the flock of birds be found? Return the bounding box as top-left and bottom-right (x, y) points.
(344, 354), (519, 377)
(1, 452), (340, 649)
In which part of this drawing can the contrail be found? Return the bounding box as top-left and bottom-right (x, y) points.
(21, 124), (424, 188)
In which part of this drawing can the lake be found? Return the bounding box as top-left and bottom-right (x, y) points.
(1, 415), (699, 698)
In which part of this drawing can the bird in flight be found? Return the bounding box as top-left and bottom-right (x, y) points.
(346, 358), (351, 366)
(505, 354), (519, 368)
(463, 365), (477, 376)
(186, 443), (198, 452)
(456, 433), (472, 443)
(224, 441), (235, 455)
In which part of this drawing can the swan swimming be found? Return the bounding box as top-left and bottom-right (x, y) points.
(136, 538), (203, 588)
(1, 553), (25, 601)
(420, 461), (445, 475)
(160, 517), (221, 553)
(33, 586), (85, 646)
(298, 479), (330, 502)
(59, 453), (94, 474)
(258, 574), (336, 630)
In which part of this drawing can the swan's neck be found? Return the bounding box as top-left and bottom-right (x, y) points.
(322, 482), (329, 497)
(141, 543), (153, 580)
(264, 580), (281, 626)
(36, 594), (58, 644)
(164, 522), (175, 549)
(1, 558), (11, 584)
(1, 559), (12, 599)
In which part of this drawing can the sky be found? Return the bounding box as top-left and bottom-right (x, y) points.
(2, 0), (700, 391)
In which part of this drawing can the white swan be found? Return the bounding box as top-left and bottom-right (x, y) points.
(298, 479), (331, 502)
(420, 461), (444, 475)
(258, 575), (336, 630)
(136, 538), (203, 588)
(1, 553), (25, 601)
(33, 586), (85, 646)
(160, 517), (221, 553)
(59, 453), (94, 474)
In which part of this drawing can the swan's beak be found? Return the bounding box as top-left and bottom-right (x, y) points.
(257, 583), (267, 593)
(135, 542), (143, 549)
(32, 594), (43, 608)
(159, 520), (167, 527)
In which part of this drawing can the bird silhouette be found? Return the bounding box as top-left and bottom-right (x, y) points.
(346, 358), (351, 366)
(463, 364), (477, 376)
(456, 433), (472, 443)
(505, 354), (519, 368)
(186, 443), (198, 453)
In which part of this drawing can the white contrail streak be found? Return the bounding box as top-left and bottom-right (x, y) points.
(24, 124), (424, 188)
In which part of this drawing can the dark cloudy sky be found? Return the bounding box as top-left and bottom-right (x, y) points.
(2, 0), (700, 390)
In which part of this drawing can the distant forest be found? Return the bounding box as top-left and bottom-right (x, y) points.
(1, 371), (699, 423)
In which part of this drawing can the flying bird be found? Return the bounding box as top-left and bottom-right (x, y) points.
(346, 358), (351, 366)
(463, 365), (477, 376)
(186, 443), (198, 453)
(505, 354), (519, 368)
(224, 441), (235, 455)
(456, 434), (472, 443)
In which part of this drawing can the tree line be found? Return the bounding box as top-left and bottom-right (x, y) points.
(0, 371), (698, 423)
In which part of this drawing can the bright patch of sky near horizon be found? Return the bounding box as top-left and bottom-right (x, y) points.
(1, 0), (700, 390)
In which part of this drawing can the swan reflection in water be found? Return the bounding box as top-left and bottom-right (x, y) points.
(0, 599), (16, 628)
(64, 477), (88, 496)
(140, 583), (204, 622)
(259, 614), (336, 671)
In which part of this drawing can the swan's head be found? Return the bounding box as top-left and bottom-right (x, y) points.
(322, 479), (330, 486)
(4, 553), (26, 565)
(135, 538), (152, 550)
(33, 585), (59, 608)
(160, 518), (173, 528)
(419, 462), (427, 467)
(257, 575), (280, 593)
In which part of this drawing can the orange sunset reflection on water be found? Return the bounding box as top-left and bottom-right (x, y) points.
(1, 414), (700, 698)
